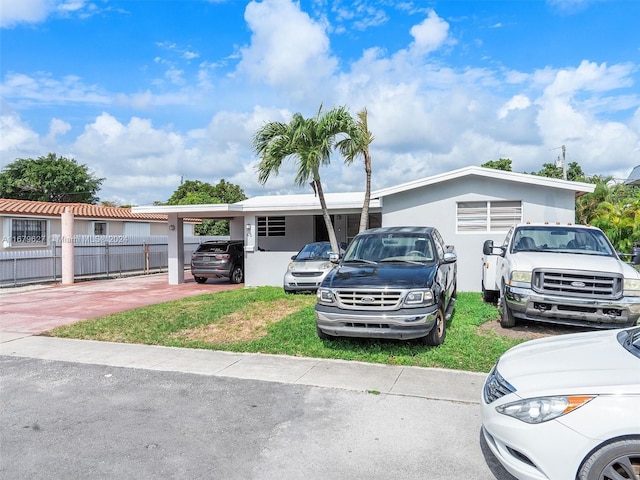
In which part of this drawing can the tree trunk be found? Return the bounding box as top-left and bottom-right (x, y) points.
(314, 179), (340, 253)
(359, 150), (372, 233)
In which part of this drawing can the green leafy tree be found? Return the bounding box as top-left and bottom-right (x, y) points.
(253, 105), (352, 253)
(0, 153), (104, 204)
(481, 158), (512, 171)
(336, 108), (374, 233)
(166, 179), (246, 235)
(531, 161), (585, 182)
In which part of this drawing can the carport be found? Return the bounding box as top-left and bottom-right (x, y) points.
(132, 193), (381, 286)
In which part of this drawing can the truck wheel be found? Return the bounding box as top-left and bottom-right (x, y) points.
(500, 299), (516, 328)
(482, 287), (497, 303)
(578, 439), (640, 480)
(423, 308), (446, 346)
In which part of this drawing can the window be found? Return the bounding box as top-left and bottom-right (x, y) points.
(93, 222), (107, 235)
(257, 216), (286, 237)
(10, 218), (48, 246)
(457, 201), (522, 233)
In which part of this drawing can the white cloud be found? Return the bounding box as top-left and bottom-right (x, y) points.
(0, 0), (54, 28)
(408, 9), (451, 56)
(236, 0), (338, 99)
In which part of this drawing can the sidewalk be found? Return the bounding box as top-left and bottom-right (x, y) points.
(1, 273), (486, 404)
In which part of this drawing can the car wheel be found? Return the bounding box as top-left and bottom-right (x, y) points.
(316, 325), (334, 341)
(422, 308), (446, 346)
(578, 438), (640, 480)
(230, 265), (244, 284)
(499, 292), (516, 328)
(194, 276), (207, 284)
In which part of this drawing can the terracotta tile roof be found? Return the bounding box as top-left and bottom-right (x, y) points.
(0, 198), (169, 221)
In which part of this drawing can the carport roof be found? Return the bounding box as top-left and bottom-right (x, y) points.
(132, 191), (381, 218)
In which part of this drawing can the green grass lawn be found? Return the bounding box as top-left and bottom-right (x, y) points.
(46, 287), (524, 372)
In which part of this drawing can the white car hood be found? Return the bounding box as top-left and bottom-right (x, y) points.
(497, 328), (640, 396)
(510, 252), (640, 278)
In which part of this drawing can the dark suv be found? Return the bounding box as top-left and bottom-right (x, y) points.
(190, 240), (244, 284)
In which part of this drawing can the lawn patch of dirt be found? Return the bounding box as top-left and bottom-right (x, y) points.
(478, 318), (593, 340)
(171, 296), (313, 344)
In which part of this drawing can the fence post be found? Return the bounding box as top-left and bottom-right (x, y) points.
(145, 242), (150, 274)
(52, 240), (57, 282)
(105, 242), (110, 278)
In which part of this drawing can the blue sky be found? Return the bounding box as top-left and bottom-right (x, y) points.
(1, 0), (639, 205)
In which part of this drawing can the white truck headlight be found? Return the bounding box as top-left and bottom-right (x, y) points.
(624, 278), (640, 297)
(509, 270), (532, 286)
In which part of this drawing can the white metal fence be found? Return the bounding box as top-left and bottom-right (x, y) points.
(0, 235), (226, 287)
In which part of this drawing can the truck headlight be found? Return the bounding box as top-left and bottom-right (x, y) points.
(317, 288), (335, 304)
(404, 290), (434, 306)
(496, 395), (595, 424)
(509, 270), (532, 286)
(624, 278), (640, 297)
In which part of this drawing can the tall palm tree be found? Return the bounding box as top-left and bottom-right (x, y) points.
(253, 105), (352, 254)
(336, 108), (374, 233)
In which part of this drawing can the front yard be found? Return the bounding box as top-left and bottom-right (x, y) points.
(46, 288), (526, 372)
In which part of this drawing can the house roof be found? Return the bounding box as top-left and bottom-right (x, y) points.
(0, 198), (173, 221)
(131, 165), (595, 218)
(371, 166), (595, 198)
(625, 165), (640, 185)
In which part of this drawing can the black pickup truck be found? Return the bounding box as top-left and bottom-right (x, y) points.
(314, 226), (457, 346)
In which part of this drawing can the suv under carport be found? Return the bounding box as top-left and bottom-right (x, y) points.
(190, 240), (244, 284)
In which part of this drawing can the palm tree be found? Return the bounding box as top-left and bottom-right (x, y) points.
(253, 105), (352, 254)
(336, 108), (374, 233)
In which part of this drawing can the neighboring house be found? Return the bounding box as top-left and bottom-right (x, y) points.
(625, 165), (640, 186)
(132, 166), (595, 291)
(0, 198), (198, 250)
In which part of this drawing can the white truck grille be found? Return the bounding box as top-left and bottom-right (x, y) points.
(532, 269), (623, 299)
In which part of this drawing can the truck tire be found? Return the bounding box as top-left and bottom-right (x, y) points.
(500, 299), (516, 328)
(482, 286), (497, 303)
(578, 438), (640, 480)
(422, 308), (446, 346)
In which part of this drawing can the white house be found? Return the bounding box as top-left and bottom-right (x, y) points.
(132, 166), (595, 291)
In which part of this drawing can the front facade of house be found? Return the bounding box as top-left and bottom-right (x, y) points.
(0, 199), (196, 250)
(132, 166), (595, 292)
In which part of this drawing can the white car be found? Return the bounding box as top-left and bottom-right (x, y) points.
(283, 241), (347, 293)
(481, 327), (640, 480)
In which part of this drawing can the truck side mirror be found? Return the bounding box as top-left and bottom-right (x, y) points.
(329, 252), (340, 263)
(483, 240), (494, 256)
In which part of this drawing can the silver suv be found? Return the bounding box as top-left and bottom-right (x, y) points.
(190, 240), (244, 284)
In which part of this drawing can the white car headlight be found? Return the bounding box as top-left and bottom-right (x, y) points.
(404, 290), (434, 306)
(509, 270), (532, 286)
(624, 278), (640, 297)
(496, 395), (595, 424)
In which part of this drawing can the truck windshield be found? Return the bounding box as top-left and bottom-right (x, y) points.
(343, 233), (435, 263)
(512, 227), (615, 256)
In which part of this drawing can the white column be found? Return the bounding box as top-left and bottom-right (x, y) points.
(61, 207), (74, 284)
(167, 213), (184, 284)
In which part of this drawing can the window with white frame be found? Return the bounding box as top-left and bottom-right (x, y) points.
(257, 216), (286, 237)
(10, 218), (48, 246)
(457, 201), (522, 232)
(93, 221), (107, 235)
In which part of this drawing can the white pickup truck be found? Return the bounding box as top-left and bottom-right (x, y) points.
(481, 223), (640, 329)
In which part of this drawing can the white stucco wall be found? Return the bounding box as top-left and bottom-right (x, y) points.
(381, 176), (577, 292)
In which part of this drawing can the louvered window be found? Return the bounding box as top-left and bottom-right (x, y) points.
(257, 216), (286, 237)
(457, 201), (521, 233)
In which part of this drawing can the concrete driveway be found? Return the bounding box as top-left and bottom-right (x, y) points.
(0, 274), (516, 480)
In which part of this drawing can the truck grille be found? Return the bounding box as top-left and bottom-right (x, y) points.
(532, 269), (623, 299)
(335, 289), (403, 309)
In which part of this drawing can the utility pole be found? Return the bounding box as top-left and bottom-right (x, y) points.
(550, 144), (567, 180)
